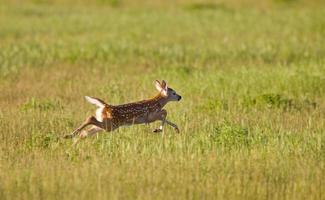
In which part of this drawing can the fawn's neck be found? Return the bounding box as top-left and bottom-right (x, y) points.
(149, 93), (169, 109)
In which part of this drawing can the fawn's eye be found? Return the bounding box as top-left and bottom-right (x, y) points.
(172, 92), (176, 95)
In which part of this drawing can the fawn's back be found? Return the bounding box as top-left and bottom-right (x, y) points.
(103, 94), (165, 125)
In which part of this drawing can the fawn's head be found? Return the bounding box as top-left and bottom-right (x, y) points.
(155, 80), (182, 101)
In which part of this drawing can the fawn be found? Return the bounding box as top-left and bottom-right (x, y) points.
(64, 80), (181, 142)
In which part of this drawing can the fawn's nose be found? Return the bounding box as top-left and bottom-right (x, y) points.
(178, 96), (182, 101)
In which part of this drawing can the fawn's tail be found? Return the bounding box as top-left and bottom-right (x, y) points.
(85, 96), (107, 107)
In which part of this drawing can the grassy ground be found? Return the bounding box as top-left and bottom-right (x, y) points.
(0, 0), (325, 199)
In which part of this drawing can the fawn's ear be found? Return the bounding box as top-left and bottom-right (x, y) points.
(155, 80), (168, 97)
(161, 80), (168, 90)
(160, 80), (168, 96)
(155, 80), (162, 91)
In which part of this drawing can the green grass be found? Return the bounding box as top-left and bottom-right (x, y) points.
(0, 0), (325, 199)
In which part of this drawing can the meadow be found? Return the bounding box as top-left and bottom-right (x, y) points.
(0, 0), (325, 199)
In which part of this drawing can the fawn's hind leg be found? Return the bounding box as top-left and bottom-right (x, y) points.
(72, 126), (103, 145)
(71, 118), (114, 145)
(79, 126), (104, 138)
(64, 116), (99, 139)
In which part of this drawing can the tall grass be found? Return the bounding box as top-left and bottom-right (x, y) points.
(0, 0), (325, 199)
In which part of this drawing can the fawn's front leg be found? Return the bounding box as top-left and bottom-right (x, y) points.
(165, 120), (180, 133)
(151, 109), (179, 133)
(152, 109), (167, 133)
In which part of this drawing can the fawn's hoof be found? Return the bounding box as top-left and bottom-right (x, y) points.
(63, 134), (74, 139)
(175, 127), (180, 133)
(153, 128), (163, 133)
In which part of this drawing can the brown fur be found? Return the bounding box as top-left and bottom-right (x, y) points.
(64, 80), (181, 144)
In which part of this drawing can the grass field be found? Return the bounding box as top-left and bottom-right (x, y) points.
(0, 0), (325, 199)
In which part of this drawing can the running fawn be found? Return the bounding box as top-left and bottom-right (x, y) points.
(64, 80), (181, 143)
